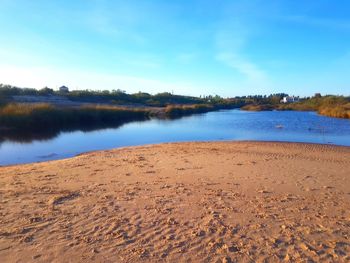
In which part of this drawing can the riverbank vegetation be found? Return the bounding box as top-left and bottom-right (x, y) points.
(0, 84), (209, 106)
(278, 96), (350, 118)
(240, 104), (274, 111)
(0, 101), (243, 133)
(240, 94), (350, 119)
(0, 102), (238, 142)
(164, 101), (245, 117)
(164, 104), (215, 117)
(0, 84), (349, 123)
(0, 103), (150, 133)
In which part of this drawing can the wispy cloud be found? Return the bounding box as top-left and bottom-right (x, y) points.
(214, 1), (270, 88)
(216, 53), (267, 83)
(83, 1), (148, 44)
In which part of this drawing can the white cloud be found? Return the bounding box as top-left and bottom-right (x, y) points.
(214, 2), (271, 89)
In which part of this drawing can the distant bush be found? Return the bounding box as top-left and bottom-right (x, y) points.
(165, 104), (216, 117)
(0, 84), (39, 96)
(238, 95), (349, 119)
(277, 96), (350, 119)
(241, 104), (274, 111)
(0, 83), (246, 108)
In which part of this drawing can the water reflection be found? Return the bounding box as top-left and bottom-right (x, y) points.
(1, 110), (349, 166)
(0, 118), (151, 143)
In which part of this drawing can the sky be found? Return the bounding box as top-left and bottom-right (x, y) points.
(0, 0), (349, 97)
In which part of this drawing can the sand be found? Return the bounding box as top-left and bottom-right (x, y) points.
(0, 141), (349, 262)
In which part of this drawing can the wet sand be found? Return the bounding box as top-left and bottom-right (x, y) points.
(0, 142), (349, 262)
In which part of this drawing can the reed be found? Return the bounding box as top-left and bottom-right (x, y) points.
(241, 104), (274, 111)
(317, 103), (350, 119)
(164, 104), (215, 117)
(0, 103), (150, 131)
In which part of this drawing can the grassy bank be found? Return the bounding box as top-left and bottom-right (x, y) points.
(278, 96), (350, 119)
(0, 103), (150, 132)
(0, 102), (244, 142)
(240, 104), (274, 111)
(241, 96), (350, 119)
(164, 102), (243, 117)
(0, 96), (348, 141)
(0, 102), (241, 130)
(317, 103), (350, 119)
(164, 104), (214, 117)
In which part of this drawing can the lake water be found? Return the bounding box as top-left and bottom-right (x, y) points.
(1, 110), (349, 166)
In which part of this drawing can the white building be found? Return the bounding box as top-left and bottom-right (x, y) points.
(281, 96), (299, 103)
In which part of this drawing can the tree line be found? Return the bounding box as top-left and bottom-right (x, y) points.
(0, 84), (292, 107)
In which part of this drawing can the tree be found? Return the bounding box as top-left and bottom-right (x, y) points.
(39, 87), (54, 96)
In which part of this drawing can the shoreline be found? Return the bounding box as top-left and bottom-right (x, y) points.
(1, 141), (349, 262)
(2, 139), (350, 168)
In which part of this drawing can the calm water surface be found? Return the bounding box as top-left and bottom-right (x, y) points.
(1, 110), (349, 165)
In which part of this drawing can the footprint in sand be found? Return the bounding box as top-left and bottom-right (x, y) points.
(49, 192), (80, 206)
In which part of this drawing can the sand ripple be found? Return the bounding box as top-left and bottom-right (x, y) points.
(0, 142), (349, 262)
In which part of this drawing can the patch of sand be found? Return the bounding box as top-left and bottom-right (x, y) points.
(0, 142), (349, 262)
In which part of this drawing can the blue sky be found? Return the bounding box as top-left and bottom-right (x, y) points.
(0, 0), (349, 97)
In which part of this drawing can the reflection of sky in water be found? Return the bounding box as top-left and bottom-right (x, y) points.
(0, 110), (349, 165)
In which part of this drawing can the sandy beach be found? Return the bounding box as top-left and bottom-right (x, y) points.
(0, 141), (349, 262)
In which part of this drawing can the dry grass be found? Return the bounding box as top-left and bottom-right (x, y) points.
(278, 97), (350, 119)
(0, 103), (150, 131)
(0, 103), (53, 115)
(164, 104), (215, 117)
(241, 104), (274, 111)
(243, 96), (350, 119)
(318, 103), (350, 119)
